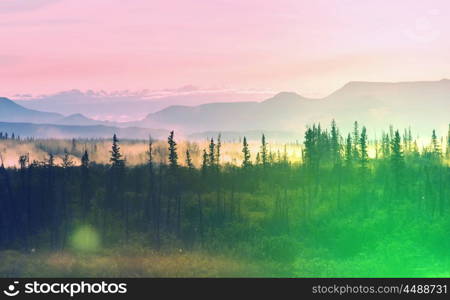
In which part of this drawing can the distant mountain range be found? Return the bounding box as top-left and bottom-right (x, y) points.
(137, 79), (450, 137)
(2, 79), (450, 140)
(0, 121), (168, 140)
(0, 97), (166, 139)
(14, 88), (273, 122)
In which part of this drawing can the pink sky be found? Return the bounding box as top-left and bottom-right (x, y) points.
(1, 0), (450, 98)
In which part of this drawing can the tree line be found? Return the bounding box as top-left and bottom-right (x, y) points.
(1, 121), (450, 261)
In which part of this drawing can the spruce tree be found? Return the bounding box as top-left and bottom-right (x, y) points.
(186, 149), (194, 169)
(62, 149), (74, 168)
(261, 134), (268, 167)
(330, 119), (340, 164)
(110, 134), (123, 167)
(352, 121), (360, 161)
(208, 138), (215, 167)
(81, 150), (89, 168)
(391, 130), (403, 167)
(303, 127), (315, 167)
(359, 126), (368, 169)
(447, 124), (450, 159)
(431, 129), (441, 158)
(168, 131), (178, 169)
(215, 134), (222, 166)
(201, 149), (208, 174)
(242, 137), (251, 168)
(345, 133), (352, 165)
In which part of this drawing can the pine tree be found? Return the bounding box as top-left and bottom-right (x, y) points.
(352, 121), (360, 161)
(208, 138), (215, 167)
(391, 130), (403, 167)
(201, 149), (208, 174)
(167, 131), (180, 234)
(186, 149), (194, 169)
(80, 150), (91, 221)
(146, 137), (155, 230)
(345, 133), (352, 165)
(431, 129), (441, 158)
(256, 152), (261, 165)
(215, 134), (222, 166)
(81, 150), (89, 168)
(242, 137), (251, 168)
(71, 138), (77, 154)
(110, 134), (123, 167)
(330, 119), (340, 164)
(168, 131), (178, 169)
(303, 127), (315, 167)
(261, 134), (268, 167)
(447, 124), (450, 159)
(381, 132), (391, 158)
(359, 126), (368, 169)
(62, 149), (74, 168)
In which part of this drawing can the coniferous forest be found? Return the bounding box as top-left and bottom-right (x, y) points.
(2, 121), (450, 277)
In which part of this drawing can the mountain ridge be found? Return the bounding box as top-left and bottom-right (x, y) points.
(2, 79), (450, 139)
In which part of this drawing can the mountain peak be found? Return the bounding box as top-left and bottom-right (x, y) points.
(262, 91), (306, 104)
(65, 113), (89, 119)
(0, 97), (16, 104)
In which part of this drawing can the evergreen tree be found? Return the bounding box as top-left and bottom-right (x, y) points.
(330, 119), (340, 164)
(168, 131), (178, 169)
(345, 133), (352, 165)
(303, 127), (316, 167)
(62, 149), (74, 168)
(359, 126), (368, 169)
(80, 149), (91, 221)
(256, 152), (261, 165)
(186, 149), (194, 169)
(446, 124), (450, 159)
(242, 137), (251, 168)
(201, 149), (208, 173)
(381, 132), (391, 158)
(110, 134), (123, 167)
(261, 134), (268, 167)
(352, 121), (360, 161)
(391, 130), (404, 167)
(81, 150), (89, 168)
(431, 129), (441, 158)
(208, 138), (215, 167)
(215, 134), (222, 166)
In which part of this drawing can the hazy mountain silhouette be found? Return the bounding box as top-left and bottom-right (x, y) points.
(0, 122), (168, 139)
(137, 79), (450, 137)
(0, 97), (63, 123)
(3, 79), (450, 139)
(14, 89), (273, 121)
(0, 97), (119, 127)
(136, 92), (317, 132)
(55, 113), (105, 126)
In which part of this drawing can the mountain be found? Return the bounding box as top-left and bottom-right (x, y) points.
(55, 113), (105, 126)
(4, 79), (450, 140)
(14, 89), (274, 122)
(0, 97), (121, 127)
(0, 97), (63, 123)
(137, 92), (317, 133)
(138, 80), (450, 137)
(0, 122), (168, 140)
(321, 79), (450, 135)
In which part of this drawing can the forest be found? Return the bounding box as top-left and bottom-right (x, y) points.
(1, 120), (450, 277)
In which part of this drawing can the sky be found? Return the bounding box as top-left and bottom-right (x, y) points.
(1, 0), (450, 98)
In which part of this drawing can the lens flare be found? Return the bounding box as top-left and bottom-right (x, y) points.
(70, 225), (100, 252)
